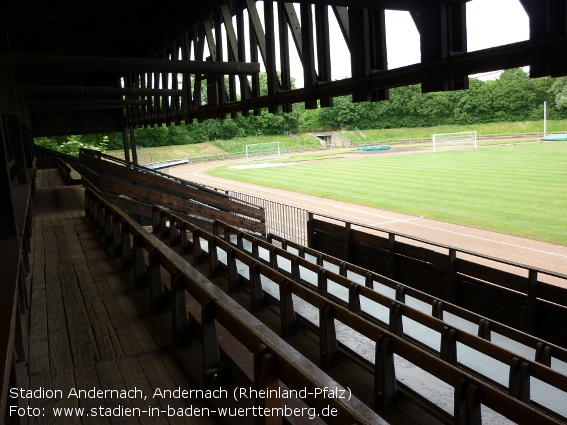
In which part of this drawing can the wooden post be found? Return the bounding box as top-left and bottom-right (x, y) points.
(193, 228), (204, 265)
(208, 238), (219, 278)
(227, 248), (241, 292)
(388, 233), (396, 280)
(526, 269), (538, 334)
(374, 335), (397, 412)
(395, 284), (405, 304)
(250, 262), (264, 312)
(344, 222), (352, 263)
(180, 222), (189, 255)
(148, 250), (164, 314)
(319, 304), (338, 369)
(307, 212), (314, 248)
(202, 301), (223, 390)
(279, 279), (296, 337)
(121, 223), (131, 271)
(447, 248), (457, 303)
(535, 342), (552, 367)
(104, 208), (113, 246)
(454, 379), (481, 425)
(440, 326), (457, 365)
(349, 283), (361, 315)
(290, 257), (300, 283)
(254, 347), (281, 425)
(508, 356), (530, 403)
(389, 302), (403, 337)
(171, 272), (190, 347)
(432, 299), (444, 320)
(133, 234), (148, 289)
(317, 268), (328, 297)
(169, 216), (178, 246)
(113, 215), (122, 258)
(478, 318), (491, 341)
(365, 272), (374, 289)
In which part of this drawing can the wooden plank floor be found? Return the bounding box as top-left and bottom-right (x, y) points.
(22, 169), (220, 425)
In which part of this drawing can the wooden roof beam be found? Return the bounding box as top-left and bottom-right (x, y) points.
(1, 54), (260, 74)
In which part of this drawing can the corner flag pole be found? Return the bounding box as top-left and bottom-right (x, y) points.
(544, 101), (547, 136)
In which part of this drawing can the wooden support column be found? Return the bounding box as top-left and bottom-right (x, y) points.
(214, 7), (228, 116)
(264, 0), (279, 114)
(278, 0), (293, 113)
(121, 126), (131, 163)
(413, 4), (468, 92)
(519, 0), (567, 77)
(315, 4), (333, 107)
(181, 28), (194, 120)
(236, 0), (251, 117)
(221, 4), (240, 119)
(301, 4), (318, 109)
(193, 24), (206, 110)
(349, 7), (371, 103)
(247, 1), (262, 116)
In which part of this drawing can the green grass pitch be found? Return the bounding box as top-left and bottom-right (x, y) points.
(207, 143), (567, 245)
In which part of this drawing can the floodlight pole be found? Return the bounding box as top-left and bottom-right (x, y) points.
(543, 101), (547, 136)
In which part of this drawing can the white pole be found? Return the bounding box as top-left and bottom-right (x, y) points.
(544, 101), (547, 136)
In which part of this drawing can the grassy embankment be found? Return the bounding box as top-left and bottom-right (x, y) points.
(106, 119), (567, 164)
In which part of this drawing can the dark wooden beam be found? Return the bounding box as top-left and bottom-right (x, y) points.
(1, 54), (260, 74)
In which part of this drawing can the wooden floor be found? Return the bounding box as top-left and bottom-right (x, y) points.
(21, 169), (219, 425)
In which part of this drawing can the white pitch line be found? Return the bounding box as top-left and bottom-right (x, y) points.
(367, 216), (424, 226)
(174, 165), (567, 261)
(404, 221), (567, 259)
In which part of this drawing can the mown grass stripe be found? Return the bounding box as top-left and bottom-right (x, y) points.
(209, 143), (567, 244)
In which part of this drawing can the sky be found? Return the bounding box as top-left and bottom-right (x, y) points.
(245, 0), (530, 88)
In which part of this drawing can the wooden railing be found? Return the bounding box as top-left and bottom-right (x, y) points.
(0, 172), (34, 421)
(84, 188), (386, 425)
(80, 149), (266, 235)
(307, 213), (567, 348)
(86, 188), (566, 424)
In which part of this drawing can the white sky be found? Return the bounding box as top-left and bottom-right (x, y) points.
(207, 0), (530, 89)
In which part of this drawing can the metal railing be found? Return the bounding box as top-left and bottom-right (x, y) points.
(228, 191), (309, 246)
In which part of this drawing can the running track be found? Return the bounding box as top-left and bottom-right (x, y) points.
(170, 156), (567, 285)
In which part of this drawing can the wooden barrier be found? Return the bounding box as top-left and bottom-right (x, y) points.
(308, 214), (567, 348)
(87, 190), (566, 424)
(80, 149), (266, 234)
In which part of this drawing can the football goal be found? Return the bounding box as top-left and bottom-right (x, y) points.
(245, 142), (286, 162)
(431, 131), (477, 152)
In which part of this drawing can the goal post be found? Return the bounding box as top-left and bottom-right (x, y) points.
(431, 131), (477, 152)
(245, 142), (286, 162)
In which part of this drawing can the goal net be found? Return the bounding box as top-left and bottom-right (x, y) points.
(431, 131), (477, 152)
(245, 142), (286, 162)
